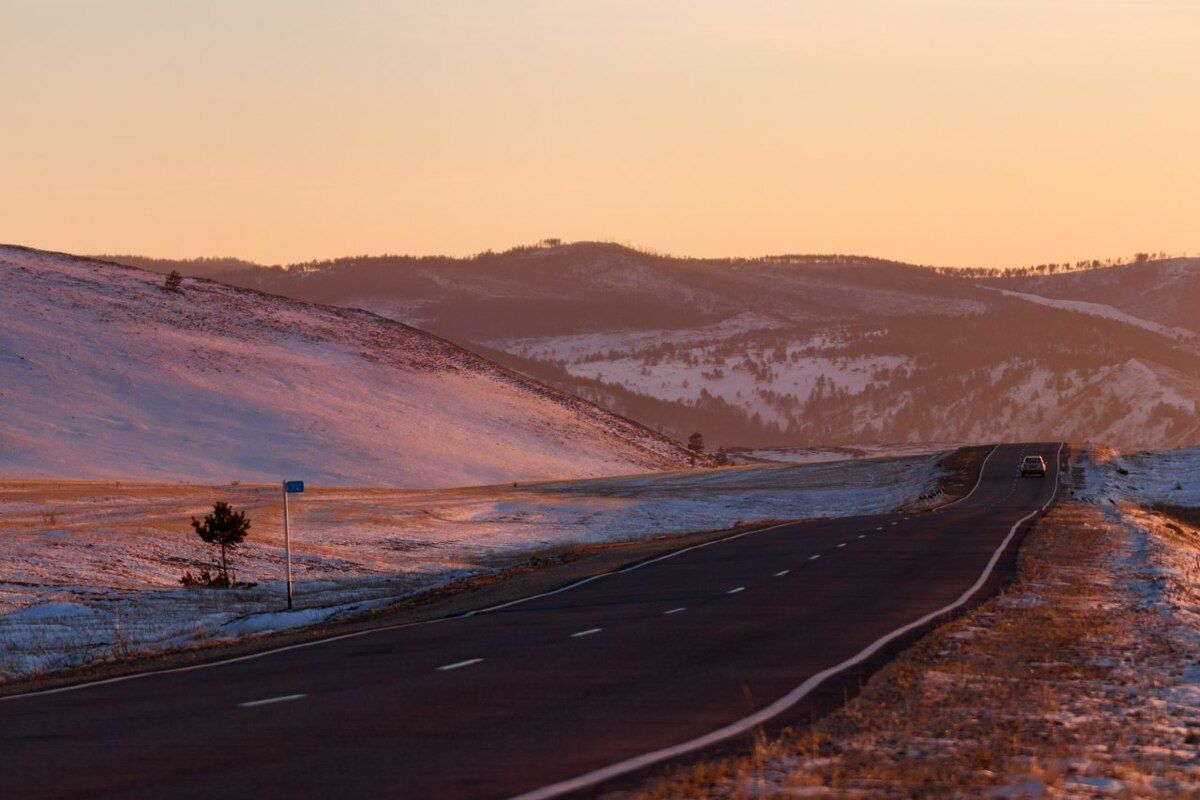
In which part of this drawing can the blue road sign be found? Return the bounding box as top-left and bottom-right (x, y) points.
(284, 480), (305, 493)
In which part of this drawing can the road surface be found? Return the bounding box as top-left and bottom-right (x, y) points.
(0, 443), (1062, 799)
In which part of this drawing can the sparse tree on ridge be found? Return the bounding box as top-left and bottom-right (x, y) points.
(164, 270), (183, 292)
(687, 431), (705, 466)
(714, 447), (729, 466)
(190, 502), (251, 585)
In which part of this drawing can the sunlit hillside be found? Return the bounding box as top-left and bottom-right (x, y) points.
(109, 243), (1200, 450)
(0, 245), (692, 486)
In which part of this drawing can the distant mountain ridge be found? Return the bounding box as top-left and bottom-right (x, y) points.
(97, 242), (1200, 450)
(1, 245), (693, 486)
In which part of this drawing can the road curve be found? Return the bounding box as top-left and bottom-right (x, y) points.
(0, 443), (1063, 799)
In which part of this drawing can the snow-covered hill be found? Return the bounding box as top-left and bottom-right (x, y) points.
(102, 243), (1200, 450)
(0, 246), (692, 486)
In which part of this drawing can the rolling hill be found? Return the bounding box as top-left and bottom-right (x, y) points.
(0, 245), (693, 487)
(100, 243), (1200, 450)
(993, 258), (1200, 337)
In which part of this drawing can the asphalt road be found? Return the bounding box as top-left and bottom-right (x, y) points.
(0, 443), (1062, 799)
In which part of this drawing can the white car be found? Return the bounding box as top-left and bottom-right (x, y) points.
(1019, 455), (1047, 477)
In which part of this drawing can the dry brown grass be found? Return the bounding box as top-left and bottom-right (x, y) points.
(934, 444), (995, 504)
(1152, 504), (1200, 530)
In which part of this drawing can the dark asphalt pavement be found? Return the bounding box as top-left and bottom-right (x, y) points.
(0, 443), (1062, 799)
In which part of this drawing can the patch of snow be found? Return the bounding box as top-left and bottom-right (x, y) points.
(0, 455), (941, 682)
(735, 443), (957, 465)
(489, 312), (791, 362)
(7, 602), (99, 621)
(990, 286), (1199, 343)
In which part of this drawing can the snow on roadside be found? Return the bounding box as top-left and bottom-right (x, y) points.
(1095, 444), (1200, 508)
(0, 455), (943, 683)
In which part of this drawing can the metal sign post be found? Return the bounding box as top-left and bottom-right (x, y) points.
(282, 480), (304, 610)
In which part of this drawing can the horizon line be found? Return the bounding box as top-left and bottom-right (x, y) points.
(75, 239), (1194, 275)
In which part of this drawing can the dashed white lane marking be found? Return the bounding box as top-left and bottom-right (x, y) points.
(438, 658), (483, 671)
(837, 543), (847, 548)
(774, 570), (790, 577)
(238, 693), (306, 708)
(808, 554), (821, 561)
(726, 587), (745, 595)
(664, 607), (687, 615)
(875, 526), (882, 531)
(857, 534), (866, 539)
(510, 444), (1062, 800)
(891, 522), (898, 526)
(571, 628), (602, 638)
(2, 449), (1021, 707)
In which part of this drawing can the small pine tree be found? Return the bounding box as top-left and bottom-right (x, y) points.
(714, 446), (729, 466)
(687, 431), (705, 466)
(164, 270), (183, 292)
(191, 502), (250, 585)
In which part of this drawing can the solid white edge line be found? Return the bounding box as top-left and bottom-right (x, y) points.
(570, 628), (602, 638)
(437, 658), (483, 671)
(935, 444), (999, 510)
(0, 444), (1009, 704)
(238, 693), (306, 708)
(508, 443), (1062, 800)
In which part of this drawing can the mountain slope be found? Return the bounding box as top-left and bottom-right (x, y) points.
(993, 258), (1200, 336)
(100, 243), (1200, 450)
(0, 246), (692, 487)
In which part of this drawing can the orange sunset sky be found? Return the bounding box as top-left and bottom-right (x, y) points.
(2, 0), (1197, 267)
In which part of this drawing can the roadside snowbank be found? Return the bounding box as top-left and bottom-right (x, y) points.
(1093, 444), (1200, 508)
(0, 455), (942, 682)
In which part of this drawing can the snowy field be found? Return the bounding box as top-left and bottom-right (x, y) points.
(1088, 443), (1200, 508)
(0, 455), (944, 683)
